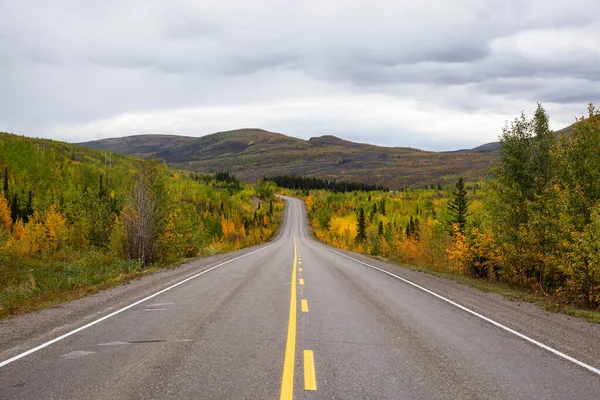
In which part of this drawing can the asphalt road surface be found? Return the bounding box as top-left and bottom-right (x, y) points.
(1, 196), (600, 399)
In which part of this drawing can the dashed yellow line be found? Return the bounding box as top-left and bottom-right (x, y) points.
(280, 237), (298, 400)
(299, 268), (303, 272)
(304, 350), (317, 390)
(301, 299), (309, 312)
(299, 278), (304, 285)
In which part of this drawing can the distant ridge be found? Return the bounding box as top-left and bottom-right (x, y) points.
(81, 122), (579, 188)
(79, 128), (498, 188)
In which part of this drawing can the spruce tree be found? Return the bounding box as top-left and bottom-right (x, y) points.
(356, 208), (367, 243)
(3, 168), (8, 194)
(10, 193), (19, 223)
(448, 177), (469, 234)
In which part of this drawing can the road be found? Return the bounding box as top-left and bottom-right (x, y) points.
(1, 196), (600, 399)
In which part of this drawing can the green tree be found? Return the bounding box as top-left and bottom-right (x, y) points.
(356, 208), (367, 243)
(3, 168), (8, 194)
(487, 103), (562, 291)
(489, 103), (555, 241)
(447, 178), (469, 235)
(560, 104), (600, 230)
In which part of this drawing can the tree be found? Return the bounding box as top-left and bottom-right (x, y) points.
(566, 205), (600, 308)
(0, 193), (11, 232)
(10, 193), (19, 223)
(487, 103), (568, 294)
(489, 103), (554, 240)
(447, 178), (469, 235)
(122, 159), (171, 266)
(356, 208), (367, 243)
(406, 215), (420, 239)
(531, 104), (555, 194)
(560, 103), (600, 229)
(3, 168), (8, 194)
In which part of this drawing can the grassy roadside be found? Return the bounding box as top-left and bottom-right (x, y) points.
(0, 263), (158, 319)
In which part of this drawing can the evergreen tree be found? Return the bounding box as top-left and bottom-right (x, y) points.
(406, 215), (420, 238)
(24, 190), (33, 223)
(378, 220), (384, 236)
(448, 177), (469, 235)
(413, 217), (420, 239)
(98, 174), (105, 199)
(356, 208), (367, 242)
(3, 168), (8, 194)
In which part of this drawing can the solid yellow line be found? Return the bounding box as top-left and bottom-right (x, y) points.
(304, 350), (317, 390)
(299, 278), (304, 285)
(301, 299), (308, 312)
(280, 236), (298, 400)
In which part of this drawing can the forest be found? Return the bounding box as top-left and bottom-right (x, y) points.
(0, 133), (282, 318)
(265, 174), (388, 193)
(302, 104), (600, 313)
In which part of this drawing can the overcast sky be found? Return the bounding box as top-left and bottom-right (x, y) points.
(1, 1), (599, 151)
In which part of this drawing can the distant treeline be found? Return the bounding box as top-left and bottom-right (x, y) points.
(264, 175), (388, 193)
(192, 171), (241, 191)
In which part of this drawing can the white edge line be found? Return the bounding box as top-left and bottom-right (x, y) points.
(0, 202), (292, 369)
(313, 242), (600, 377)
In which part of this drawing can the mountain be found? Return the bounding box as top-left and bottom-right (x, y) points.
(80, 128), (498, 188)
(81, 134), (195, 158)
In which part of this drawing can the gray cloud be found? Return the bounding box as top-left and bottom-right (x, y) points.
(0, 0), (599, 150)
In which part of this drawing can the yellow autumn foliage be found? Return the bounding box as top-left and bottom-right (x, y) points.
(0, 193), (11, 232)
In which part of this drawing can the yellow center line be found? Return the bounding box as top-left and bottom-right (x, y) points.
(299, 278), (304, 285)
(280, 236), (298, 400)
(303, 350), (317, 391)
(299, 268), (303, 272)
(301, 299), (309, 312)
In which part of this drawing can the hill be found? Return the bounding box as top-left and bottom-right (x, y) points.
(0, 131), (281, 317)
(80, 129), (499, 188)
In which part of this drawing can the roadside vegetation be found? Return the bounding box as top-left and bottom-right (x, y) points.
(0, 133), (282, 318)
(292, 103), (600, 319)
